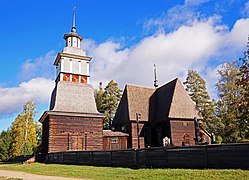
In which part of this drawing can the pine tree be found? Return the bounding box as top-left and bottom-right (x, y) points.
(184, 70), (219, 134)
(11, 101), (38, 156)
(0, 129), (13, 161)
(101, 80), (122, 129)
(216, 62), (241, 143)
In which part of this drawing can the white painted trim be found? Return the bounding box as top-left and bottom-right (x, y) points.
(61, 59), (64, 72)
(60, 73), (63, 81)
(87, 77), (90, 84)
(86, 62), (89, 75)
(70, 59), (72, 73)
(78, 61), (81, 75)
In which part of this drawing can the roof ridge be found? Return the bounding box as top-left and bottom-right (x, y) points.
(126, 84), (154, 90)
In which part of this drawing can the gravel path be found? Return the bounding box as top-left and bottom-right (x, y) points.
(0, 170), (89, 180)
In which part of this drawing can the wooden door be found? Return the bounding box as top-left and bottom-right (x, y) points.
(110, 137), (119, 150)
(70, 136), (84, 151)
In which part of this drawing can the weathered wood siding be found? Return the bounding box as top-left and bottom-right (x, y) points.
(170, 120), (195, 146)
(43, 114), (103, 153)
(46, 143), (249, 169)
(103, 136), (127, 150)
(131, 122), (145, 149)
(41, 117), (49, 155)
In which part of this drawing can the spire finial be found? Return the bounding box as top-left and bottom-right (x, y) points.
(154, 64), (158, 88)
(71, 6), (77, 33)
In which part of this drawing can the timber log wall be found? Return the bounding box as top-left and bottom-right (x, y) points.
(45, 143), (249, 169)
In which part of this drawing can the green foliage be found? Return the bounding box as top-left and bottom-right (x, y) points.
(95, 80), (122, 129)
(216, 62), (241, 143)
(215, 39), (249, 143)
(94, 82), (105, 113)
(0, 163), (249, 180)
(11, 101), (38, 157)
(0, 129), (13, 161)
(236, 48), (249, 139)
(34, 122), (42, 146)
(184, 70), (220, 134)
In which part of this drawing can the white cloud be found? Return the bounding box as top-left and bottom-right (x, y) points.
(143, 0), (211, 32)
(87, 21), (216, 87)
(185, 0), (210, 6)
(82, 39), (129, 88)
(224, 18), (249, 50)
(0, 78), (54, 115)
(19, 51), (56, 80)
(83, 17), (249, 99)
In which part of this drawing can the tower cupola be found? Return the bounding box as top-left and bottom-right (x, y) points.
(63, 10), (83, 48)
(53, 9), (91, 84)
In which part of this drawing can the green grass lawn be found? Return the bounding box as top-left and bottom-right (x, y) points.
(0, 163), (248, 180)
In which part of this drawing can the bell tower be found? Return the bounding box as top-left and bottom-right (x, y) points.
(54, 9), (91, 84)
(39, 8), (104, 155)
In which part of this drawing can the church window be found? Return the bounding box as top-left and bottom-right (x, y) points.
(111, 137), (118, 144)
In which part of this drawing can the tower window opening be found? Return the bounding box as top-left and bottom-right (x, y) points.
(80, 76), (87, 84)
(72, 74), (79, 83)
(63, 74), (70, 82)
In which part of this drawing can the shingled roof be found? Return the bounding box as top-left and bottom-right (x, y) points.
(103, 130), (129, 137)
(50, 81), (99, 114)
(112, 85), (155, 125)
(168, 78), (202, 119)
(153, 78), (202, 121)
(113, 78), (202, 125)
(126, 85), (156, 121)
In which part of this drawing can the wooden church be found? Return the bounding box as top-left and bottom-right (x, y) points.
(112, 78), (211, 148)
(39, 11), (211, 154)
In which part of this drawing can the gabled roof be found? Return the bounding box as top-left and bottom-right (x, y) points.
(112, 86), (130, 125)
(112, 85), (155, 125)
(154, 78), (201, 120)
(126, 85), (156, 121)
(168, 78), (202, 119)
(152, 79), (177, 121)
(113, 78), (202, 125)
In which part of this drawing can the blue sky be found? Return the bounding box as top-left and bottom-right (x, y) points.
(0, 0), (249, 131)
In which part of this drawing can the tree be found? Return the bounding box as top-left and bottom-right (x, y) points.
(0, 129), (13, 161)
(184, 70), (219, 134)
(95, 80), (122, 129)
(34, 121), (42, 153)
(95, 82), (105, 113)
(236, 41), (249, 140)
(11, 101), (38, 156)
(216, 62), (241, 143)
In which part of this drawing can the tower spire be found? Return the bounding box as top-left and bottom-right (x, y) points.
(71, 6), (77, 33)
(154, 64), (158, 88)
